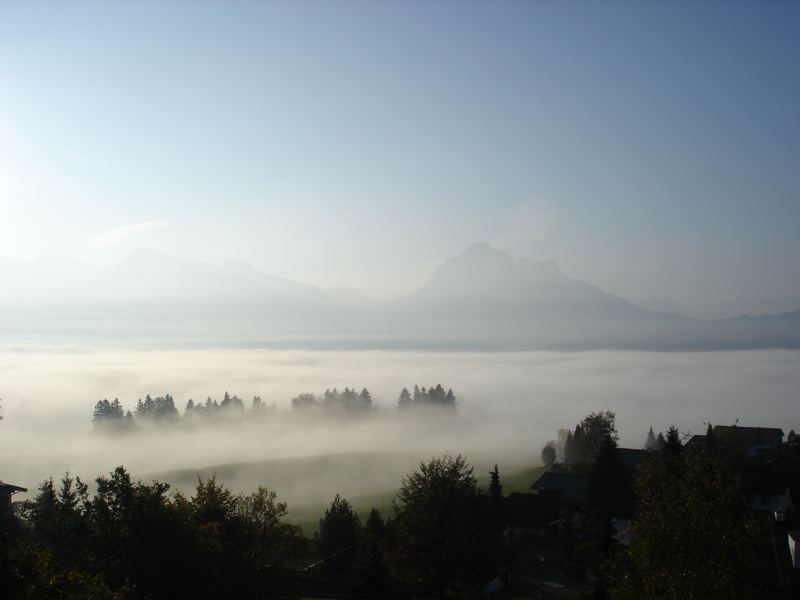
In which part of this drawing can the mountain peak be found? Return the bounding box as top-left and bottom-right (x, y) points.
(460, 242), (513, 263)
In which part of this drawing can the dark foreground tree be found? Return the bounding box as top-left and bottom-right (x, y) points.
(12, 467), (303, 600)
(608, 449), (778, 599)
(391, 455), (504, 598)
(357, 508), (391, 594)
(317, 494), (361, 584)
(236, 487), (305, 597)
(488, 464), (505, 529)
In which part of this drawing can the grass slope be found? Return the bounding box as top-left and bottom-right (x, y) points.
(143, 451), (544, 534)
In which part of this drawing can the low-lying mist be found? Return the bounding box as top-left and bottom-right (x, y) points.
(1, 346), (798, 523)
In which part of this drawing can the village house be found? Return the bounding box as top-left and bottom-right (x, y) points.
(685, 425), (785, 457)
(0, 480), (27, 516)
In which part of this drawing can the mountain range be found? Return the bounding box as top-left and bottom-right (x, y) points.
(1, 243), (798, 350)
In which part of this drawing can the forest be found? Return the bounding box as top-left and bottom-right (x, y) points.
(90, 384), (457, 429)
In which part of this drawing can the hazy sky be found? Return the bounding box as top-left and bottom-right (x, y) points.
(1, 1), (798, 304)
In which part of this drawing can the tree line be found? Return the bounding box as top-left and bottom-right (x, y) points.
(91, 384), (457, 428)
(0, 454), (503, 600)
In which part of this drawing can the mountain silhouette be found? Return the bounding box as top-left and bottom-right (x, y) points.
(1, 244), (798, 350)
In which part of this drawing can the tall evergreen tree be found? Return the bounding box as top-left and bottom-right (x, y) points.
(445, 388), (456, 405)
(664, 426), (682, 457)
(541, 441), (557, 468)
(397, 387), (412, 409)
(317, 495), (361, 584)
(358, 388), (372, 410)
(358, 508), (390, 594)
(645, 426), (657, 451)
(703, 422), (716, 455)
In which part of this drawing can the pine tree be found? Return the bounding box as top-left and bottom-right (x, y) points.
(445, 388), (456, 406)
(488, 465), (504, 529)
(704, 423), (716, 455)
(358, 508), (390, 593)
(317, 495), (361, 583)
(645, 426), (657, 451)
(397, 387), (412, 409)
(564, 431), (576, 465)
(541, 441), (557, 468)
(358, 388), (372, 410)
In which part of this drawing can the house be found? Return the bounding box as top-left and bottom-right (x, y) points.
(789, 531), (800, 569)
(530, 472), (589, 506)
(505, 491), (577, 534)
(685, 425), (785, 457)
(742, 468), (795, 513)
(617, 447), (655, 472)
(0, 480), (27, 515)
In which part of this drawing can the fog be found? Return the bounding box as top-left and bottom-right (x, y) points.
(1, 346), (798, 522)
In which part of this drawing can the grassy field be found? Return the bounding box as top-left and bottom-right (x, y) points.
(144, 451), (545, 534)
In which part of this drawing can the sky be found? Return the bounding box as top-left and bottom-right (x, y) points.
(1, 1), (798, 305)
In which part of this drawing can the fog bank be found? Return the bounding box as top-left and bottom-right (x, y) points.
(1, 346), (798, 508)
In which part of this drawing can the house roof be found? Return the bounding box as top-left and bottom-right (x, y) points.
(685, 434), (706, 452)
(685, 425), (785, 457)
(0, 481), (27, 494)
(713, 425), (784, 444)
(531, 472), (588, 504)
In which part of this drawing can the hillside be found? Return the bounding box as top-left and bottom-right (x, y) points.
(143, 451), (544, 533)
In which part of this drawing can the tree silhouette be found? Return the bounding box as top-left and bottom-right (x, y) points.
(541, 441), (557, 468)
(392, 455), (504, 598)
(317, 494), (361, 584)
(644, 426), (657, 451)
(609, 450), (777, 599)
(397, 387), (412, 409)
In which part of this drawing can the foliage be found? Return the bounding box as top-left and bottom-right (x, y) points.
(562, 411), (618, 468)
(608, 449), (777, 599)
(589, 436), (629, 511)
(541, 441), (557, 467)
(237, 487), (305, 597)
(408, 384), (456, 409)
(391, 455), (504, 598)
(134, 394), (179, 421)
(357, 509), (391, 593)
(92, 384), (456, 426)
(644, 426), (657, 451)
(397, 387), (413, 409)
(316, 494), (361, 582)
(92, 398), (129, 430)
(12, 467), (303, 600)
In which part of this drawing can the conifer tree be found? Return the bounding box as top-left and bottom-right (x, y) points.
(541, 441), (557, 468)
(358, 388), (372, 409)
(445, 388), (456, 406)
(317, 495), (361, 583)
(397, 387), (412, 409)
(645, 426), (657, 451)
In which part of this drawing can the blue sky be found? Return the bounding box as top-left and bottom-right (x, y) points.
(1, 1), (798, 303)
